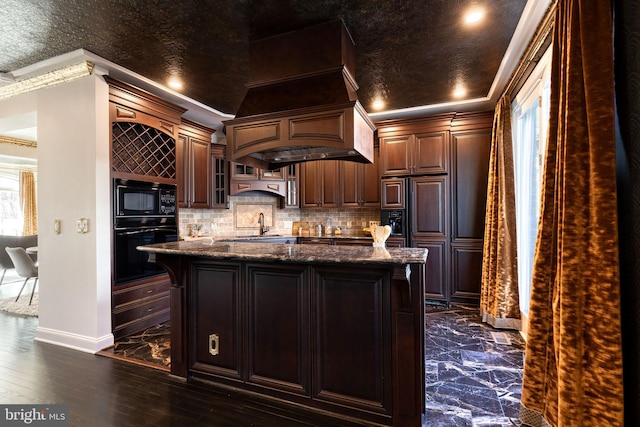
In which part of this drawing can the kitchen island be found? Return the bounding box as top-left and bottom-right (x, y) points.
(138, 240), (428, 426)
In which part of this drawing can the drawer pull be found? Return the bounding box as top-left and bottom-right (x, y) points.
(209, 334), (219, 356)
(145, 307), (154, 313)
(144, 289), (154, 294)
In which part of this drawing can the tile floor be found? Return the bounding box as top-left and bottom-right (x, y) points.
(423, 304), (525, 426)
(106, 303), (526, 426)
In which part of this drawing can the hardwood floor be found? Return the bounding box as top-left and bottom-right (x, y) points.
(0, 312), (377, 426)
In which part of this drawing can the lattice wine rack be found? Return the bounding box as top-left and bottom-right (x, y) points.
(112, 122), (176, 179)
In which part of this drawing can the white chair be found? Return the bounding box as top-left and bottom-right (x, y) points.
(5, 247), (39, 305)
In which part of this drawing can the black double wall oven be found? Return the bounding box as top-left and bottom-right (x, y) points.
(113, 178), (178, 285)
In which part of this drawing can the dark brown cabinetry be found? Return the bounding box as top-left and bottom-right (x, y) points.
(107, 76), (185, 184)
(210, 144), (228, 209)
(301, 160), (340, 208)
(302, 153), (380, 209)
(377, 111), (492, 304)
(177, 120), (214, 209)
(111, 275), (171, 339)
(381, 177), (406, 209)
(187, 260), (404, 425)
(107, 77), (184, 337)
(229, 162), (288, 198)
(449, 114), (492, 302)
(340, 148), (380, 208)
(379, 115), (451, 177)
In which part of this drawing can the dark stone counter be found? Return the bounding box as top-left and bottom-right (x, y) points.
(138, 239), (427, 265)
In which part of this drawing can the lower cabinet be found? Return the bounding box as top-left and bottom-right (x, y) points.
(450, 243), (484, 302)
(111, 275), (170, 339)
(189, 260), (394, 424)
(413, 238), (448, 302)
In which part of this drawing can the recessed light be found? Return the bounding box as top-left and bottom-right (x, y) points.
(464, 7), (485, 25)
(453, 86), (467, 98)
(372, 98), (385, 111)
(168, 77), (183, 90)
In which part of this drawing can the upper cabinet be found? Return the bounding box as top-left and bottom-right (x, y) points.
(229, 162), (288, 198)
(301, 146), (380, 209)
(378, 114), (453, 177)
(210, 144), (228, 209)
(340, 147), (380, 208)
(177, 119), (214, 209)
(301, 160), (340, 208)
(107, 77), (186, 184)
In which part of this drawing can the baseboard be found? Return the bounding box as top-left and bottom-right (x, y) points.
(35, 326), (114, 354)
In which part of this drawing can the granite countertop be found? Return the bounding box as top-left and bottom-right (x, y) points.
(138, 240), (427, 265)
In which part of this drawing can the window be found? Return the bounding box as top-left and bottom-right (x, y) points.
(512, 47), (551, 315)
(0, 169), (21, 235)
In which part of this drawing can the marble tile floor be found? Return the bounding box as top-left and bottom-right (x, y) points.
(102, 304), (526, 426)
(423, 304), (525, 426)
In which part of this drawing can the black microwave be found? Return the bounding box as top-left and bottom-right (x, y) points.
(114, 179), (176, 220)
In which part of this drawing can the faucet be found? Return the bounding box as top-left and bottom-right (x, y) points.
(258, 212), (269, 235)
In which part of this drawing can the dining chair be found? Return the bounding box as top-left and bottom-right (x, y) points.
(4, 247), (39, 305)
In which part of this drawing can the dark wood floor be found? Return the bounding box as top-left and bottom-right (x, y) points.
(0, 313), (371, 427)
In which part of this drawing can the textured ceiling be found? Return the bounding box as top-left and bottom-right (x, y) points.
(1, 0), (527, 117)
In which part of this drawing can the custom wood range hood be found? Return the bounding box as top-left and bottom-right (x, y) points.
(224, 20), (376, 170)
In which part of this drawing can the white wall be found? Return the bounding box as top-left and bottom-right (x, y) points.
(0, 75), (114, 352)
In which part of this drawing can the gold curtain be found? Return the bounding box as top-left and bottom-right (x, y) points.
(520, 1), (623, 426)
(20, 171), (37, 235)
(480, 96), (520, 330)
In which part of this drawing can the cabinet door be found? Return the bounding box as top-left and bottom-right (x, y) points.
(312, 265), (392, 417)
(321, 160), (340, 208)
(414, 131), (449, 174)
(451, 130), (491, 241)
(450, 243), (483, 302)
(301, 161), (321, 208)
(191, 262), (242, 381)
(260, 167), (285, 181)
(301, 161), (340, 208)
(361, 147), (381, 207)
(230, 162), (259, 180)
(411, 176), (449, 239)
(210, 145), (228, 209)
(340, 160), (360, 208)
(284, 164), (299, 208)
(246, 264), (310, 395)
(189, 136), (211, 208)
(380, 135), (413, 176)
(381, 178), (405, 209)
(413, 239), (448, 301)
(176, 134), (189, 208)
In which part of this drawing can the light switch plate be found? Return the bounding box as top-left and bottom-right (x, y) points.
(76, 218), (89, 233)
(369, 220), (380, 228)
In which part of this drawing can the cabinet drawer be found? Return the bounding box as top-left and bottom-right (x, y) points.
(112, 277), (170, 309)
(112, 295), (170, 328)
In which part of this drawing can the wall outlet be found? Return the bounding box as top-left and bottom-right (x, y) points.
(347, 221), (353, 229)
(362, 220), (367, 227)
(283, 220), (293, 230)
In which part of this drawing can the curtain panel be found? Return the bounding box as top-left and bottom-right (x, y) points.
(520, 1), (624, 426)
(20, 171), (37, 236)
(480, 95), (521, 330)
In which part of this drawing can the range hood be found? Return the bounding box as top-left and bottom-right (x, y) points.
(224, 20), (376, 170)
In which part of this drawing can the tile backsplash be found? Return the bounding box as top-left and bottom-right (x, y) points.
(179, 193), (380, 237)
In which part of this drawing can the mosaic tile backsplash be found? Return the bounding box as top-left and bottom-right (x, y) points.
(179, 193), (380, 238)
